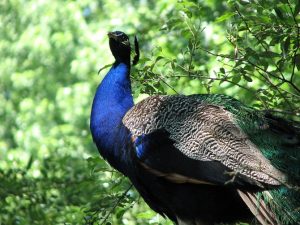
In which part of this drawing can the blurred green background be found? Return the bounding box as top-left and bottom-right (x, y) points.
(1, 0), (299, 224)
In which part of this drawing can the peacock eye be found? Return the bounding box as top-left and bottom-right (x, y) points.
(121, 36), (128, 41)
(121, 40), (130, 46)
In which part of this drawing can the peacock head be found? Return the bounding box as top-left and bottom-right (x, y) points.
(108, 31), (139, 65)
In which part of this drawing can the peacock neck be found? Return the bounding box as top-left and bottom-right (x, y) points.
(90, 62), (134, 164)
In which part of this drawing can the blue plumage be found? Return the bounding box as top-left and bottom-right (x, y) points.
(134, 134), (148, 159)
(90, 62), (133, 169)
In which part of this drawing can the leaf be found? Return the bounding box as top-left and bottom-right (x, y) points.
(259, 51), (281, 58)
(149, 56), (165, 71)
(260, 16), (271, 23)
(235, 60), (243, 67)
(156, 46), (162, 52)
(181, 29), (191, 38)
(26, 154), (34, 171)
(160, 24), (168, 31)
(188, 39), (193, 51)
(171, 61), (175, 70)
(277, 59), (285, 71)
(260, 95), (269, 102)
(155, 56), (164, 63)
(116, 208), (127, 219)
(167, 18), (181, 30)
(220, 68), (225, 74)
(138, 57), (151, 64)
(248, 56), (258, 64)
(136, 211), (156, 219)
(181, 1), (199, 9)
(240, 0), (250, 5)
(274, 8), (284, 20)
(270, 36), (281, 46)
(238, 25), (248, 31)
(232, 75), (241, 83)
(219, 79), (225, 85)
(181, 8), (193, 18)
(294, 2), (300, 17)
(294, 54), (300, 71)
(243, 75), (253, 82)
(281, 37), (290, 57)
(215, 12), (235, 23)
(260, 59), (269, 71)
(98, 63), (113, 75)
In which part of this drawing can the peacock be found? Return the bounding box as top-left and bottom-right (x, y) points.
(90, 31), (300, 225)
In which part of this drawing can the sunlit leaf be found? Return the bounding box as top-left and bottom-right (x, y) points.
(215, 12), (236, 22)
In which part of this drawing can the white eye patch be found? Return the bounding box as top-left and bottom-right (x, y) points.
(121, 39), (130, 46)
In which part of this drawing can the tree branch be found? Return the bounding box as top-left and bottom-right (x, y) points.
(234, 6), (287, 80)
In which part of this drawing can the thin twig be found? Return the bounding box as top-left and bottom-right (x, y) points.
(100, 184), (133, 225)
(197, 46), (235, 60)
(171, 74), (254, 92)
(255, 69), (294, 109)
(158, 73), (178, 94)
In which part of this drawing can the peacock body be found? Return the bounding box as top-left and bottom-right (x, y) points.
(90, 31), (300, 225)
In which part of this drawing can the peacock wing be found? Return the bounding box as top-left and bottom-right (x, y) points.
(122, 95), (286, 188)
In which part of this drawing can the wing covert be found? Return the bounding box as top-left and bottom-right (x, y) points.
(123, 95), (286, 186)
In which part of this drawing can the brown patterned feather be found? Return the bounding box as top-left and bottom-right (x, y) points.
(123, 95), (286, 186)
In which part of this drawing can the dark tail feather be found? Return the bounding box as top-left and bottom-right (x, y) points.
(238, 190), (278, 225)
(265, 112), (300, 146)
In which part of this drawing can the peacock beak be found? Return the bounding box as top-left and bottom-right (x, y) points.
(107, 32), (116, 40)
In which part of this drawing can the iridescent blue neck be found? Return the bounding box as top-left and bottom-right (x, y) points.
(90, 62), (134, 163)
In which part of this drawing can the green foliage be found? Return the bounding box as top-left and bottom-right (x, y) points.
(134, 0), (300, 118)
(1, 0), (299, 224)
